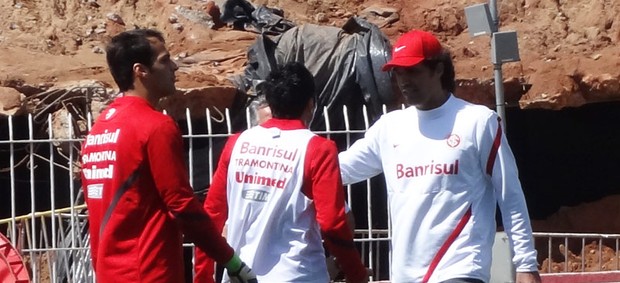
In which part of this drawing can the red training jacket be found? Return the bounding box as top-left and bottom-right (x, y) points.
(81, 96), (233, 283)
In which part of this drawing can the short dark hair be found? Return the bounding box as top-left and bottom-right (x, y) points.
(263, 62), (316, 119)
(422, 50), (456, 93)
(105, 29), (165, 92)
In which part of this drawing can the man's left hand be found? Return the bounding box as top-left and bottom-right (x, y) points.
(516, 271), (541, 283)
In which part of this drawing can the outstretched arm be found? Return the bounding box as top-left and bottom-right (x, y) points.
(338, 119), (384, 185)
(147, 119), (234, 263)
(308, 137), (368, 283)
(148, 121), (255, 282)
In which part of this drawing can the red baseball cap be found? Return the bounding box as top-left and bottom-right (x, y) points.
(382, 30), (443, 71)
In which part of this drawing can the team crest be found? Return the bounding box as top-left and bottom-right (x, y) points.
(105, 108), (116, 120)
(446, 134), (460, 148)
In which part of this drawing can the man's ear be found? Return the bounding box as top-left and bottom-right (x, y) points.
(133, 63), (149, 78)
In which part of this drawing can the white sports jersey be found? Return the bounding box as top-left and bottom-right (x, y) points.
(224, 126), (328, 282)
(195, 119), (366, 283)
(339, 95), (538, 282)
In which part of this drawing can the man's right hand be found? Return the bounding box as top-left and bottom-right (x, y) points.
(225, 254), (257, 283)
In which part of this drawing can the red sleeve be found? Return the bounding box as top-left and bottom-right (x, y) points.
(147, 119), (234, 264)
(304, 136), (366, 281)
(194, 133), (241, 283)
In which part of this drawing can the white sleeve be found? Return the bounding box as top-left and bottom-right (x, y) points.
(478, 114), (539, 272)
(338, 119), (384, 185)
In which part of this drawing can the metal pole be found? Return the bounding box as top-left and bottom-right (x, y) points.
(494, 64), (506, 131)
(489, 0), (507, 132)
(489, 0), (499, 32)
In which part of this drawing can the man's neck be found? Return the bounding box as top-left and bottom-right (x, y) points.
(415, 90), (451, 111)
(123, 88), (157, 107)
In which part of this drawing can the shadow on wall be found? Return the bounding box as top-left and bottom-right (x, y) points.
(506, 101), (620, 226)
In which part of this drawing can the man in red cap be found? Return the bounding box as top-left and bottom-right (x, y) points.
(339, 29), (542, 283)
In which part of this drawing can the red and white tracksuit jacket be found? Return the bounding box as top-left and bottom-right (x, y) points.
(194, 118), (366, 283)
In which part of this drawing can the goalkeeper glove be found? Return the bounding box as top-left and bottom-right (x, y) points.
(225, 254), (257, 283)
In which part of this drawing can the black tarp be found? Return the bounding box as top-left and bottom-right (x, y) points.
(230, 14), (396, 131)
(219, 0), (295, 34)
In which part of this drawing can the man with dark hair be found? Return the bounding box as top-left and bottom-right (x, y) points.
(339, 30), (541, 283)
(194, 61), (368, 283)
(80, 29), (256, 283)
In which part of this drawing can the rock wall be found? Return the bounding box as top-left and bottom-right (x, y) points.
(1, 0), (619, 110)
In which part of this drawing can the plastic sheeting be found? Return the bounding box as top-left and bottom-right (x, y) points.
(219, 0), (295, 34)
(235, 17), (396, 131)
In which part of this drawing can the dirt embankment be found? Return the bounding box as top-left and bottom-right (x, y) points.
(0, 0), (619, 110)
(2, 1), (619, 229)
